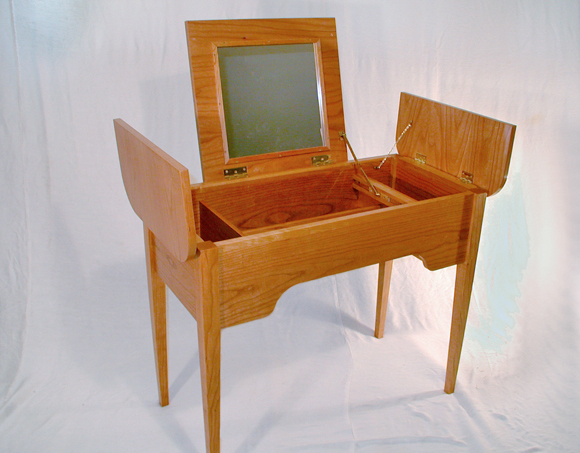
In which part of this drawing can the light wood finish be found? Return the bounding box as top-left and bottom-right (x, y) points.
(392, 157), (475, 197)
(352, 174), (417, 206)
(148, 235), (222, 449)
(117, 23), (516, 450)
(397, 92), (516, 196)
(243, 204), (380, 235)
(144, 227), (169, 407)
(186, 18), (347, 182)
(114, 119), (196, 262)
(215, 191), (473, 329)
(444, 190), (487, 393)
(374, 260), (394, 339)
(193, 162), (380, 233)
(154, 237), (201, 321)
(196, 242), (221, 453)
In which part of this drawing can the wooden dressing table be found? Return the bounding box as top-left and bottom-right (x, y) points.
(114, 18), (515, 453)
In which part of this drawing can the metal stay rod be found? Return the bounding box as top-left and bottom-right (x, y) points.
(375, 121), (412, 169)
(339, 131), (380, 196)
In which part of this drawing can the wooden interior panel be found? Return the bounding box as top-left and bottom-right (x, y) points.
(394, 157), (474, 195)
(194, 164), (381, 232)
(199, 202), (242, 242)
(352, 174), (418, 206)
(390, 158), (470, 200)
(191, 156), (471, 239)
(244, 204), (381, 235)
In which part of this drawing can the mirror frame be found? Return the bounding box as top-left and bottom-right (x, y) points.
(186, 18), (347, 182)
(216, 41), (327, 163)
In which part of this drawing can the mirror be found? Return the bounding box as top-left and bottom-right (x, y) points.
(218, 43), (325, 159)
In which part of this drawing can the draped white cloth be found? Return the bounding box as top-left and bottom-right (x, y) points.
(2, 1), (579, 451)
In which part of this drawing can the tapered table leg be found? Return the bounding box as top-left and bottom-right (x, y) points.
(375, 260), (394, 339)
(144, 227), (169, 406)
(197, 243), (221, 453)
(444, 192), (486, 394)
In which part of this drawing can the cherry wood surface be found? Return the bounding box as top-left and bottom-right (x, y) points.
(186, 18), (347, 182)
(114, 119), (196, 262)
(444, 190), (487, 393)
(215, 190), (473, 328)
(194, 163), (381, 233)
(144, 227), (169, 407)
(117, 21), (516, 450)
(397, 92), (516, 196)
(375, 260), (394, 338)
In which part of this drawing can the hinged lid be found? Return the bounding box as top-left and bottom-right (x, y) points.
(186, 18), (347, 182)
(396, 93), (516, 196)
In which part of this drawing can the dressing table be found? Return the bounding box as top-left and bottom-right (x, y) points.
(114, 18), (516, 453)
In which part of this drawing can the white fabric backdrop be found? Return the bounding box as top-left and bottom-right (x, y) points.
(1, 1), (579, 451)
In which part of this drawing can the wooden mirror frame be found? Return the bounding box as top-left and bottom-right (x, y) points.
(216, 42), (326, 163)
(186, 18), (348, 182)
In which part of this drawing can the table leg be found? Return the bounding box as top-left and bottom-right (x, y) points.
(375, 260), (394, 339)
(197, 243), (221, 453)
(144, 227), (169, 407)
(444, 192), (486, 394)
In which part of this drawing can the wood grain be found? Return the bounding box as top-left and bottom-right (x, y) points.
(444, 191), (487, 393)
(394, 157), (474, 197)
(149, 236), (221, 452)
(374, 260), (393, 339)
(216, 191), (474, 328)
(144, 227), (169, 407)
(396, 93), (516, 196)
(154, 238), (200, 322)
(353, 174), (417, 205)
(186, 18), (347, 182)
(114, 119), (197, 262)
(243, 204), (380, 235)
(116, 83), (516, 453)
(196, 242), (221, 453)
(194, 163), (381, 232)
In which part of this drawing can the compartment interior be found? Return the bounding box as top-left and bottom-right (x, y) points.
(194, 157), (468, 243)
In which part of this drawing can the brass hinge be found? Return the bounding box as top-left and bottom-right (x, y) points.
(460, 171), (474, 184)
(224, 166), (247, 180)
(312, 155), (332, 166)
(415, 153), (426, 164)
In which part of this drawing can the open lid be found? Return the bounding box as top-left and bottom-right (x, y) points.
(186, 18), (347, 182)
(396, 93), (516, 196)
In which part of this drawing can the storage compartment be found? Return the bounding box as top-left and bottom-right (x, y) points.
(194, 156), (469, 243)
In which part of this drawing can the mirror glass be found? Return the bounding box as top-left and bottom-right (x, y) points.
(218, 43), (324, 159)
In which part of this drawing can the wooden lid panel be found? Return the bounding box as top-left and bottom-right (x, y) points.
(396, 93), (516, 196)
(186, 18), (347, 182)
(114, 119), (197, 262)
